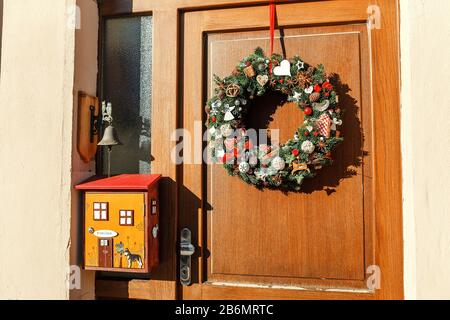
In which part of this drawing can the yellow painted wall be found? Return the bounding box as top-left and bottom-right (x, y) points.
(84, 193), (146, 270)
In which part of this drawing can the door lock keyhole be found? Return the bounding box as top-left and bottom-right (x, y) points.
(180, 228), (195, 286)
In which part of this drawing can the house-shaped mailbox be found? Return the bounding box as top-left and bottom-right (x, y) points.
(76, 174), (161, 273)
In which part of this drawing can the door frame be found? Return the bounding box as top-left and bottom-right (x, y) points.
(96, 0), (403, 300)
(180, 0), (403, 300)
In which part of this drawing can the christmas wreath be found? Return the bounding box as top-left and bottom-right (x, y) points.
(205, 48), (343, 191)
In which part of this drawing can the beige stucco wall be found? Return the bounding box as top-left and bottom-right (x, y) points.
(0, 0), (75, 299)
(69, 0), (98, 300)
(0, 0), (3, 73)
(400, 0), (450, 300)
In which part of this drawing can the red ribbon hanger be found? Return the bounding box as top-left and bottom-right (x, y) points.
(269, 0), (276, 75)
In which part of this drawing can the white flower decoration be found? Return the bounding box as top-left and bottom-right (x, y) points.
(301, 140), (315, 154)
(239, 162), (250, 174)
(271, 157), (286, 171)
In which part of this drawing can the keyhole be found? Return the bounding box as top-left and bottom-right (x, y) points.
(181, 266), (189, 280)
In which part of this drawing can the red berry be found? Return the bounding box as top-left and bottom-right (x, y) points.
(322, 81), (333, 90)
(279, 79), (284, 84)
(211, 117), (217, 123)
(304, 131), (310, 136)
(246, 61), (252, 66)
(314, 84), (322, 92)
(304, 107), (313, 116)
(313, 131), (319, 137)
(292, 149), (300, 156)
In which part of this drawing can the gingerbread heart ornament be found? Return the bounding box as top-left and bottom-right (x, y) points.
(256, 75), (269, 86)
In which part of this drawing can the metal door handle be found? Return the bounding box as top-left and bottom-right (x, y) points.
(180, 228), (195, 286)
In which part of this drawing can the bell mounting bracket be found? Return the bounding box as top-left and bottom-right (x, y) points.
(89, 105), (100, 143)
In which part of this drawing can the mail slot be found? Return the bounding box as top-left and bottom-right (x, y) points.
(76, 174), (161, 273)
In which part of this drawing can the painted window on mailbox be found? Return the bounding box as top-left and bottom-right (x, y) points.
(119, 210), (134, 226)
(93, 202), (109, 221)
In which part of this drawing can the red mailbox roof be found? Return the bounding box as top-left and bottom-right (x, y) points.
(75, 174), (162, 191)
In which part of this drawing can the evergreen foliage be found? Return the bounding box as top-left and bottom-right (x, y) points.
(205, 48), (344, 191)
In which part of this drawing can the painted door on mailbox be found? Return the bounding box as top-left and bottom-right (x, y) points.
(98, 238), (114, 268)
(180, 1), (403, 300)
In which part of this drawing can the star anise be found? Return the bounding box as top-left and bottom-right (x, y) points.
(306, 66), (315, 76)
(232, 68), (242, 76)
(297, 73), (312, 88)
(287, 79), (297, 88)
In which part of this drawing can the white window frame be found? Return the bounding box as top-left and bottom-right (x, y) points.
(119, 210), (134, 226)
(93, 202), (109, 221)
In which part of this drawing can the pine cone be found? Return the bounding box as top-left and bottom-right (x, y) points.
(309, 92), (321, 102)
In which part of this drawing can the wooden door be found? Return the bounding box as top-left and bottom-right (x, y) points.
(180, 0), (403, 300)
(98, 238), (114, 268)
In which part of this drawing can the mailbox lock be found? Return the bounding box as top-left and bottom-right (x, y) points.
(152, 224), (159, 239)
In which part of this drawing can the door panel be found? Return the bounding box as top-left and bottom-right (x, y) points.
(206, 25), (372, 289)
(180, 0), (402, 300)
